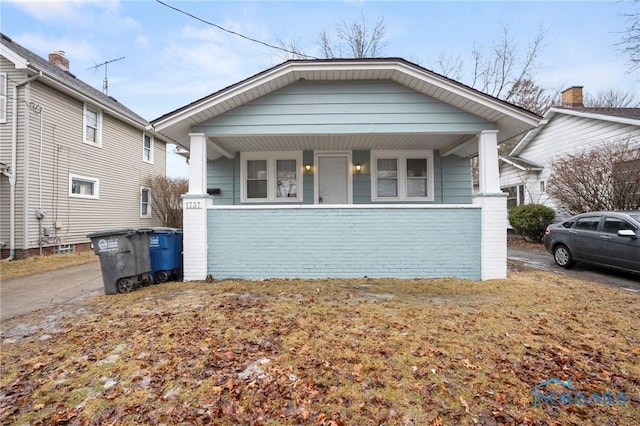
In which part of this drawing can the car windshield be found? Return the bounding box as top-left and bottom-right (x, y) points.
(629, 213), (640, 222)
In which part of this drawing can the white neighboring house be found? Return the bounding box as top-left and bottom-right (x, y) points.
(499, 86), (640, 214)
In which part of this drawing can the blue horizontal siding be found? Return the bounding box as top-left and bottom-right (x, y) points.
(193, 81), (493, 136)
(207, 207), (481, 280)
(206, 150), (472, 205)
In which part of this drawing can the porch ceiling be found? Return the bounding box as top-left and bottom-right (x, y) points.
(208, 133), (473, 160)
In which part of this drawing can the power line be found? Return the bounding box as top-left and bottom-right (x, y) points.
(155, 0), (317, 59)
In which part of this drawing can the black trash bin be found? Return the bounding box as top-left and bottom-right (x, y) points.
(87, 228), (152, 294)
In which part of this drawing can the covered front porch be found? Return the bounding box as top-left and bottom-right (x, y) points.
(182, 129), (506, 281)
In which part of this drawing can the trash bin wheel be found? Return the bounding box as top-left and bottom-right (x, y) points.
(154, 270), (169, 284)
(117, 277), (134, 293)
(141, 273), (152, 287)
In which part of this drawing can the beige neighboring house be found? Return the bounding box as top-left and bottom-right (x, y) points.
(500, 86), (640, 214)
(0, 33), (167, 259)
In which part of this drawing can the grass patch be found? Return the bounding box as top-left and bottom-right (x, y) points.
(1, 272), (639, 424)
(1, 251), (97, 280)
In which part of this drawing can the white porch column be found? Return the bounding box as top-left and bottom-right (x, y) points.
(187, 133), (207, 195)
(474, 130), (507, 280)
(182, 133), (211, 281)
(477, 130), (500, 193)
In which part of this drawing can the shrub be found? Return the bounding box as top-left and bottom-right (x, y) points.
(508, 204), (556, 242)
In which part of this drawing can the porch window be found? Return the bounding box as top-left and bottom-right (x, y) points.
(371, 150), (434, 201)
(241, 152), (302, 202)
(83, 103), (102, 146)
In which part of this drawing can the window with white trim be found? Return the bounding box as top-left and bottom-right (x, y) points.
(0, 73), (6, 123)
(240, 152), (303, 202)
(83, 103), (102, 146)
(143, 133), (153, 163)
(69, 174), (99, 199)
(370, 150), (434, 201)
(140, 187), (151, 218)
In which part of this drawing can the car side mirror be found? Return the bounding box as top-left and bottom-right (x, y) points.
(617, 229), (637, 238)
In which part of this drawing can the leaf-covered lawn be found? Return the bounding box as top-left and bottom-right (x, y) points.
(1, 271), (639, 425)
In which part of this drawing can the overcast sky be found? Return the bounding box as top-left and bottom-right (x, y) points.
(2, 0), (638, 177)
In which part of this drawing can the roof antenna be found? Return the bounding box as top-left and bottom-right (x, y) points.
(87, 56), (125, 96)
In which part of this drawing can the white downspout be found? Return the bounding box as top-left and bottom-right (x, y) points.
(4, 73), (40, 260)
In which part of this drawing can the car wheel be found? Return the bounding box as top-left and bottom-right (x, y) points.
(553, 244), (574, 268)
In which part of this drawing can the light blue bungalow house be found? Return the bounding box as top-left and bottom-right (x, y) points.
(152, 59), (539, 281)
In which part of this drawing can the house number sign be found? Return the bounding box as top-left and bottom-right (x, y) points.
(185, 201), (202, 209)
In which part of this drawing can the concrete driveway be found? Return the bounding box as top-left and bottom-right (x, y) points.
(508, 246), (640, 293)
(1, 259), (103, 322)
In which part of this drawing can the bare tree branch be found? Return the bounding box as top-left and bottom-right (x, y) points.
(547, 139), (640, 215)
(615, 0), (640, 74)
(584, 89), (640, 107)
(275, 38), (308, 60)
(145, 175), (188, 228)
(318, 14), (387, 58)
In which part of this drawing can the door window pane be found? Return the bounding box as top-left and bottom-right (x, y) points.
(377, 158), (397, 197)
(603, 217), (634, 234)
(575, 216), (601, 231)
(276, 159), (297, 198)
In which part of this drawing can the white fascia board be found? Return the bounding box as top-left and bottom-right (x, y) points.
(509, 113), (553, 156)
(498, 155), (543, 171)
(0, 45), (29, 69)
(391, 62), (541, 127)
(550, 107), (640, 126)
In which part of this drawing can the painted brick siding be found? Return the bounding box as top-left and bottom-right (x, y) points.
(207, 206), (481, 280)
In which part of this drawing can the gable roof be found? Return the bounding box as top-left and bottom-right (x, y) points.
(0, 33), (151, 130)
(152, 58), (540, 150)
(511, 106), (640, 156)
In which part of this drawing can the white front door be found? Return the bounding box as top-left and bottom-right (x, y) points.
(317, 154), (350, 204)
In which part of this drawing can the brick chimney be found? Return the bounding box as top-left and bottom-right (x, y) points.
(561, 86), (584, 109)
(48, 50), (69, 71)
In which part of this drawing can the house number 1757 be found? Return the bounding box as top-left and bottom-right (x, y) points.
(185, 201), (201, 209)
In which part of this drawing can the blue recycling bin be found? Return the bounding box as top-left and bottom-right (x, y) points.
(149, 228), (183, 283)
